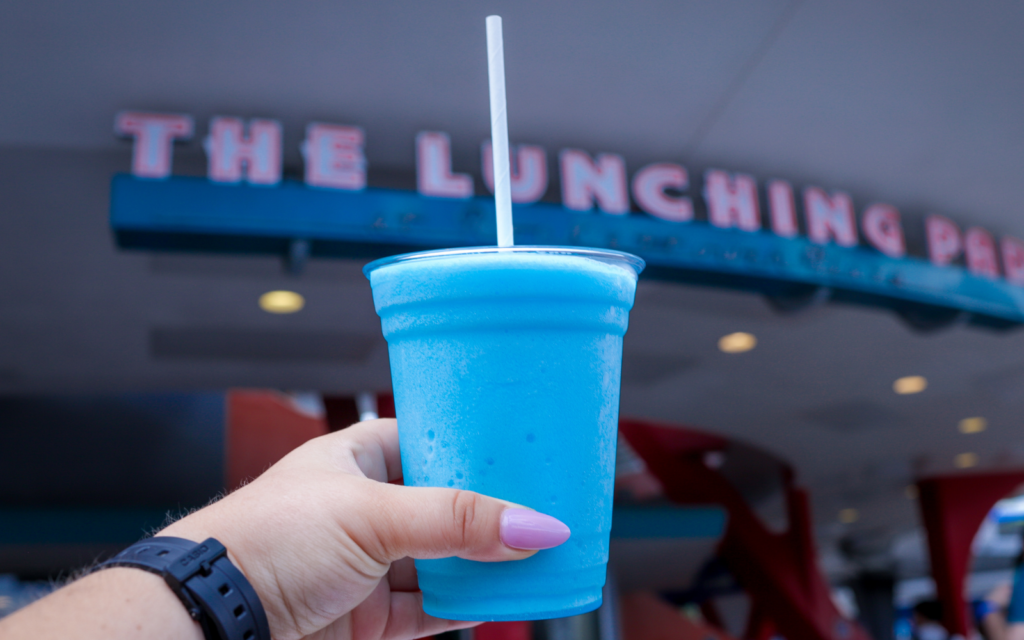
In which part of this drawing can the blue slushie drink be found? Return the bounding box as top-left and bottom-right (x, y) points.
(364, 246), (643, 621)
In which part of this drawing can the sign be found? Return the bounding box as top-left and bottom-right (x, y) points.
(110, 111), (1024, 328)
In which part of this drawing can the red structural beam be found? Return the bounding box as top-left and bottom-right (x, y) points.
(619, 419), (870, 640)
(917, 472), (1024, 637)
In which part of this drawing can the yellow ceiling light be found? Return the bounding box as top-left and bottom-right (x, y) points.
(839, 508), (859, 524)
(893, 375), (927, 395)
(954, 452), (978, 469)
(718, 332), (757, 354)
(259, 290), (305, 314)
(958, 417), (987, 434)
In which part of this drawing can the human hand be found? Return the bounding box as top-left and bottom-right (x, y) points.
(160, 418), (570, 640)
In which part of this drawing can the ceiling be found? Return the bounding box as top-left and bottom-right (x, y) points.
(3, 0), (1024, 576)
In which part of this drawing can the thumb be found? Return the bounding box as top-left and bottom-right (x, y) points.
(365, 483), (571, 563)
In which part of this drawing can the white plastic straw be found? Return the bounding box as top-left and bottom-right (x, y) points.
(486, 15), (514, 247)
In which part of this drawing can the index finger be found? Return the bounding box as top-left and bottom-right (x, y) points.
(339, 418), (404, 483)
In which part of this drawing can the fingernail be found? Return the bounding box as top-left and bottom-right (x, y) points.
(500, 508), (571, 550)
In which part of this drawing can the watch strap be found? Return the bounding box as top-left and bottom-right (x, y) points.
(92, 536), (271, 640)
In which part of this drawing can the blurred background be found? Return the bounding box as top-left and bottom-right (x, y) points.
(4, 2), (1024, 639)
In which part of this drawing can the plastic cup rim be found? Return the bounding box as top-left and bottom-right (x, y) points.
(362, 245), (646, 278)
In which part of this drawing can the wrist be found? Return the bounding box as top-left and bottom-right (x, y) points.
(160, 511), (245, 565)
(90, 536), (271, 640)
(159, 504), (281, 636)
(160, 510), (257, 591)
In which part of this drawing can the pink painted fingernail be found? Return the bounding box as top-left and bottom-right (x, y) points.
(500, 508), (571, 550)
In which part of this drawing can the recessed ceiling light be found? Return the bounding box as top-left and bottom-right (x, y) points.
(958, 417), (987, 434)
(893, 376), (927, 395)
(718, 332), (757, 354)
(259, 290), (305, 314)
(703, 451), (726, 469)
(839, 508), (859, 524)
(954, 452), (978, 469)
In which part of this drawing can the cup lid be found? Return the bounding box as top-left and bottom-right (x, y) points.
(362, 245), (646, 278)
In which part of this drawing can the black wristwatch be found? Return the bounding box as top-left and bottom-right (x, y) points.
(90, 536), (271, 640)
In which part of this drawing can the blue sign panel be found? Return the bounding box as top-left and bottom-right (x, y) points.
(110, 174), (1024, 329)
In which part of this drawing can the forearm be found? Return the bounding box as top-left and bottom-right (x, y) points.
(0, 567), (203, 640)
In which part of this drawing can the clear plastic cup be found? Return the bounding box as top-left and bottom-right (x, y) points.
(364, 246), (644, 621)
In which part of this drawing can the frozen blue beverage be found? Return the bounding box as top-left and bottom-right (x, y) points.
(364, 246), (643, 621)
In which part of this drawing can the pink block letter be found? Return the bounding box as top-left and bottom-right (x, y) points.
(416, 132), (473, 199)
(114, 111), (193, 179)
(704, 170), (760, 232)
(481, 142), (548, 204)
(861, 204), (906, 258)
(1002, 237), (1024, 286)
(767, 180), (798, 238)
(631, 163), (693, 223)
(803, 187), (857, 247)
(926, 215), (963, 266)
(559, 149), (629, 214)
(205, 117), (282, 185)
(302, 123), (366, 190)
(965, 227), (999, 278)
